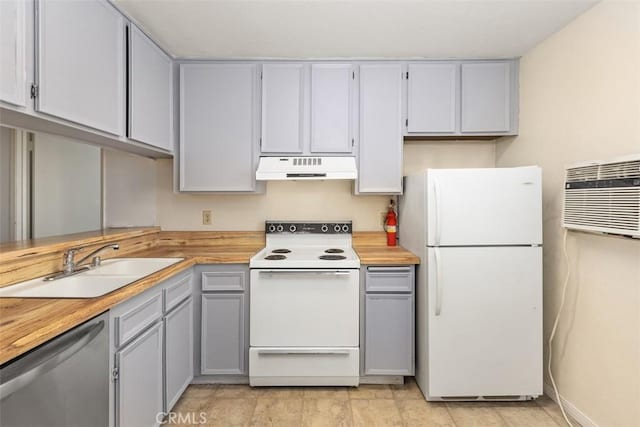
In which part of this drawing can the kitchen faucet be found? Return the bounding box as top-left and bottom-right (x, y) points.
(43, 243), (120, 281)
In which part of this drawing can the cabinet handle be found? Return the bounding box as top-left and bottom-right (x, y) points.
(367, 267), (411, 273)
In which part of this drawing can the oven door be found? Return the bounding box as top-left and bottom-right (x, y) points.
(250, 269), (359, 347)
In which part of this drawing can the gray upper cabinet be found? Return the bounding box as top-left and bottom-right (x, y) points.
(461, 61), (514, 133)
(129, 25), (173, 151)
(180, 63), (260, 192)
(36, 0), (125, 135)
(407, 63), (458, 133)
(406, 60), (518, 136)
(0, 0), (27, 107)
(310, 64), (354, 153)
(357, 64), (403, 195)
(261, 63), (305, 153)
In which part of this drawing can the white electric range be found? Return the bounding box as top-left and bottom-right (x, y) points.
(249, 221), (361, 387)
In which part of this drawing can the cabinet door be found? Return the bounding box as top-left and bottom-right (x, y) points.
(0, 0), (26, 106)
(180, 64), (259, 191)
(129, 26), (173, 151)
(407, 63), (458, 133)
(164, 297), (194, 412)
(461, 62), (512, 133)
(201, 293), (247, 375)
(116, 322), (163, 427)
(310, 64), (353, 153)
(364, 293), (414, 375)
(357, 64), (403, 194)
(261, 64), (305, 153)
(36, 0), (125, 135)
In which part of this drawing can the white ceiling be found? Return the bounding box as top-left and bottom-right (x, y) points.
(114, 0), (599, 59)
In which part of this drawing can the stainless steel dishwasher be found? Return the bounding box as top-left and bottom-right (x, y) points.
(0, 312), (109, 427)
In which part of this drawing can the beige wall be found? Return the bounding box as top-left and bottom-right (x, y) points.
(495, 1), (640, 426)
(103, 149), (157, 228)
(155, 141), (495, 231)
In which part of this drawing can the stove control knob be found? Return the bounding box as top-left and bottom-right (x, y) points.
(276, 224), (284, 232)
(289, 225), (297, 233)
(334, 224), (341, 233)
(342, 224), (349, 232)
(268, 224), (276, 232)
(321, 224), (329, 233)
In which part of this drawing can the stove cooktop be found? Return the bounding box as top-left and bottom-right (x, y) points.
(250, 245), (360, 269)
(250, 221), (360, 269)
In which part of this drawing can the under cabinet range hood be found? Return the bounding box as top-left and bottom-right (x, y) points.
(255, 156), (357, 181)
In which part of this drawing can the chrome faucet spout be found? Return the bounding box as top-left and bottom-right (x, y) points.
(73, 243), (120, 267)
(44, 243), (120, 281)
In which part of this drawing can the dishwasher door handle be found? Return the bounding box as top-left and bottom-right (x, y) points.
(0, 318), (105, 400)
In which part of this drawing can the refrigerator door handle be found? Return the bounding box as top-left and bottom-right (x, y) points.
(434, 247), (442, 316)
(434, 178), (442, 245)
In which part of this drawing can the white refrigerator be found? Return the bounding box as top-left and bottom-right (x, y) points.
(399, 167), (543, 401)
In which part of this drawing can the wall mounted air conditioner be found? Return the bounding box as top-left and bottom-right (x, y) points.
(563, 155), (640, 238)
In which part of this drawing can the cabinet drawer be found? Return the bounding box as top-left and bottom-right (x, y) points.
(164, 274), (192, 312)
(202, 270), (246, 292)
(365, 266), (414, 293)
(114, 292), (163, 348)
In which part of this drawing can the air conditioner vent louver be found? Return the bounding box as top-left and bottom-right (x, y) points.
(563, 156), (640, 238)
(566, 165), (599, 182)
(598, 160), (640, 179)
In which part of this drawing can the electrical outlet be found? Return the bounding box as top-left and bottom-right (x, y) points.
(202, 210), (212, 225)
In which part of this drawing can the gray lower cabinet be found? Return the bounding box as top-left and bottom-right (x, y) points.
(164, 297), (194, 412)
(362, 265), (415, 376)
(115, 321), (164, 427)
(111, 271), (194, 426)
(199, 265), (249, 376)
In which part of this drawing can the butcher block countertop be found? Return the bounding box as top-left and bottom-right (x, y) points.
(0, 229), (418, 365)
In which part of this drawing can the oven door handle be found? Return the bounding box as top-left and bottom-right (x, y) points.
(257, 349), (350, 356)
(257, 270), (352, 277)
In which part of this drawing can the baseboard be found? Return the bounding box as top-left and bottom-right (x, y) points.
(359, 375), (405, 385)
(543, 383), (598, 427)
(192, 375), (249, 385)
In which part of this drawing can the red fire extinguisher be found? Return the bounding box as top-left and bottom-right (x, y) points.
(385, 199), (397, 247)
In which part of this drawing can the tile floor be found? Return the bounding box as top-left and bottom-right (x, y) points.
(168, 379), (580, 427)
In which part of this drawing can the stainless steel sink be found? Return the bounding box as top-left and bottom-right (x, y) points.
(0, 258), (183, 298)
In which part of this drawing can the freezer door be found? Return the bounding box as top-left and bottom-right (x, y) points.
(426, 246), (542, 398)
(426, 167), (542, 246)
